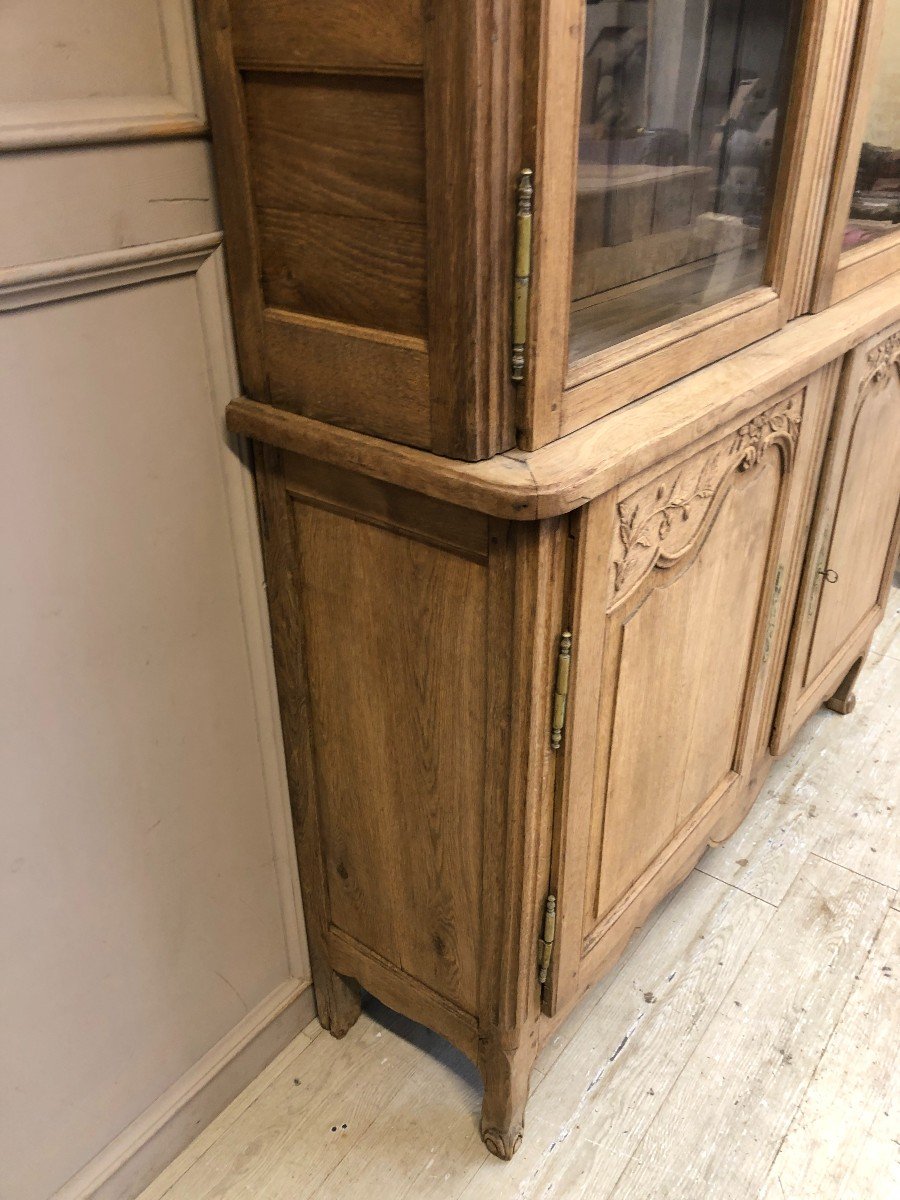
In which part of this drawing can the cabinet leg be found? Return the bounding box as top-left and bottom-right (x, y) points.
(825, 652), (867, 716)
(311, 961), (362, 1040)
(478, 1035), (537, 1160)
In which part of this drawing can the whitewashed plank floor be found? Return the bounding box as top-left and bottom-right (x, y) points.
(140, 583), (900, 1200)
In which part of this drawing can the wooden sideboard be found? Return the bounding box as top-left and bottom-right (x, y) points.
(199, 0), (900, 1160)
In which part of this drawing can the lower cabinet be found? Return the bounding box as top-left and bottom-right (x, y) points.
(774, 324), (900, 751)
(237, 322), (897, 1160)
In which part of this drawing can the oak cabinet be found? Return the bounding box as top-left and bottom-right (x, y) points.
(199, 0), (900, 1166)
(774, 324), (900, 750)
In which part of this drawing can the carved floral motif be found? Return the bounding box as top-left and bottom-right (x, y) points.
(860, 330), (900, 395)
(610, 392), (803, 604)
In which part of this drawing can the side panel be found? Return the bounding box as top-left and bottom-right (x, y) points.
(256, 451), (566, 1062)
(774, 325), (900, 749)
(286, 459), (489, 1017)
(195, 0), (519, 459)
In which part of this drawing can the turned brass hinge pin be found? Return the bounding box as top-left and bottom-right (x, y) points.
(511, 168), (534, 383)
(550, 631), (572, 750)
(538, 894), (557, 985)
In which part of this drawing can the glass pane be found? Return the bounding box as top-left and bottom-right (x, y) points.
(570, 0), (799, 364)
(842, 0), (900, 255)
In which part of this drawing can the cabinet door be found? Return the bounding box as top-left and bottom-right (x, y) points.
(546, 373), (831, 1016)
(774, 326), (900, 750)
(522, 0), (863, 449)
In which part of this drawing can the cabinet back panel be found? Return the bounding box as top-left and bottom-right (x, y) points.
(229, 0), (424, 71)
(290, 500), (487, 1016)
(591, 460), (781, 925)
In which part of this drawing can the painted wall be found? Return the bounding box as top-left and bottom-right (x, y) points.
(0, 6), (312, 1200)
(863, 0), (900, 146)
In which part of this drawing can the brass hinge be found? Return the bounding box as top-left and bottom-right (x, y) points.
(538, 894), (557, 985)
(511, 168), (534, 383)
(762, 563), (785, 665)
(550, 631), (572, 750)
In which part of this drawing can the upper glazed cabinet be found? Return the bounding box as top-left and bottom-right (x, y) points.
(197, 0), (869, 460)
(814, 0), (900, 307)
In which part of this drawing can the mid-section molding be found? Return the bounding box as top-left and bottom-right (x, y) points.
(609, 392), (804, 606)
(225, 272), (900, 522)
(0, 232), (223, 311)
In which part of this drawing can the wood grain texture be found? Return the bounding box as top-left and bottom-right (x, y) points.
(257, 207), (427, 336)
(290, 498), (489, 1017)
(228, 0), (424, 71)
(263, 310), (430, 448)
(243, 73), (425, 225)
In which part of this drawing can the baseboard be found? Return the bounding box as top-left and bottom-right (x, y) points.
(53, 978), (315, 1200)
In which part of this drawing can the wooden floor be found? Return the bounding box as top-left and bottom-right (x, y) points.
(141, 582), (900, 1200)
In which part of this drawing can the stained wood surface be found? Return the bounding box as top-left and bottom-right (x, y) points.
(226, 273), (900, 521)
(137, 597), (900, 1199)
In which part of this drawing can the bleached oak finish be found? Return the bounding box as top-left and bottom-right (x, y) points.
(229, 283), (900, 1155)
(138, 613), (900, 1199)
(203, 0), (900, 1162)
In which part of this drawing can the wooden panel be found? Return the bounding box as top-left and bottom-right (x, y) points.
(229, 0), (424, 70)
(593, 460), (781, 922)
(244, 71), (427, 338)
(264, 309), (430, 448)
(289, 496), (490, 1016)
(243, 73), (425, 225)
(775, 328), (900, 750)
(257, 208), (427, 335)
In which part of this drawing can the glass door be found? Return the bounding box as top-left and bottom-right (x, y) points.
(815, 0), (900, 307)
(569, 0), (801, 363)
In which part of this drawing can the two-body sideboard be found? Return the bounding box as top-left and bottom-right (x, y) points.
(196, 0), (900, 1158)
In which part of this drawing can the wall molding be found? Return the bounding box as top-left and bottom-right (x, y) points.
(8, 238), (313, 1200)
(0, 232), (223, 311)
(0, 0), (206, 150)
(52, 981), (315, 1200)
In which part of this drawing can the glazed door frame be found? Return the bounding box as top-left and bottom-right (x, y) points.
(811, 0), (900, 311)
(773, 325), (900, 752)
(544, 370), (835, 1018)
(520, 0), (863, 451)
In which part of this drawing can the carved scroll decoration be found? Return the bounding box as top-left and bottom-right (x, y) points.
(609, 391), (803, 607)
(859, 329), (900, 396)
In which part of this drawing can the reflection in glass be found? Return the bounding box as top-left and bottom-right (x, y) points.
(843, 0), (900, 254)
(570, 0), (800, 363)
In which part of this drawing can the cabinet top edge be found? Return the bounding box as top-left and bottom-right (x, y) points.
(227, 274), (900, 522)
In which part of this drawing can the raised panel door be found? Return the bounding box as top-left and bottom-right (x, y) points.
(774, 325), (900, 749)
(547, 374), (831, 1016)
